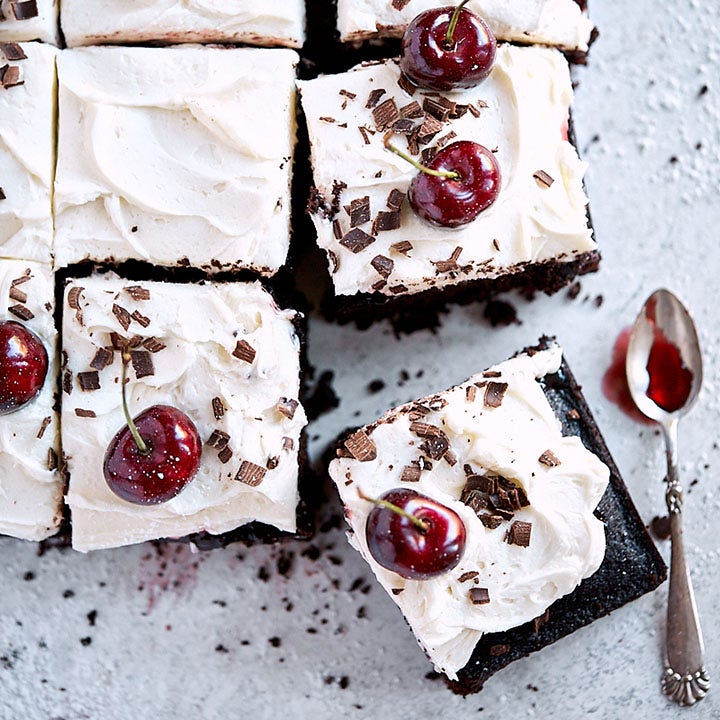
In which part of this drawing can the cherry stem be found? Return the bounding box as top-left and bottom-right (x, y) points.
(121, 350), (149, 455)
(357, 488), (428, 533)
(383, 133), (459, 180)
(445, 0), (472, 47)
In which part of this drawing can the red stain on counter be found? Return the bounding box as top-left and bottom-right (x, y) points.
(601, 327), (653, 425)
(138, 543), (201, 612)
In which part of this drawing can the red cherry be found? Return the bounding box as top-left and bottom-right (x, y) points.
(409, 140), (500, 227)
(103, 404), (202, 505)
(400, 3), (496, 91)
(365, 488), (466, 580)
(0, 320), (48, 414)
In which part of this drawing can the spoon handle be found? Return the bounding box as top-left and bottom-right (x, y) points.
(661, 421), (709, 706)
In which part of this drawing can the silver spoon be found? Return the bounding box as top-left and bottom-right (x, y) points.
(626, 288), (709, 707)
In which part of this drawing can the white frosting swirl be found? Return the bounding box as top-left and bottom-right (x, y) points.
(0, 42), (57, 264)
(0, 0), (59, 45)
(329, 347), (609, 678)
(62, 275), (307, 552)
(61, 0), (305, 48)
(299, 48), (594, 297)
(54, 46), (298, 275)
(338, 0), (593, 51)
(0, 260), (62, 541)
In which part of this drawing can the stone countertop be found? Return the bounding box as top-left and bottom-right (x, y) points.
(1, 0), (719, 717)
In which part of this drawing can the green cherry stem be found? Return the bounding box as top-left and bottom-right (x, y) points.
(445, 0), (473, 47)
(383, 132), (460, 180)
(357, 488), (428, 533)
(121, 350), (149, 455)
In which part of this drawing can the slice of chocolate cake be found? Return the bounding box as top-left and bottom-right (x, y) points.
(337, 0), (594, 54)
(60, 0), (306, 49)
(299, 49), (598, 331)
(61, 274), (310, 552)
(327, 338), (666, 694)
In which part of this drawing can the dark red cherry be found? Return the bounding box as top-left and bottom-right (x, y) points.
(400, 3), (496, 91)
(365, 488), (466, 580)
(0, 320), (48, 414)
(103, 404), (202, 505)
(409, 140), (500, 227)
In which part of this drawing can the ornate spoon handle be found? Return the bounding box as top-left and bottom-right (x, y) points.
(661, 420), (709, 706)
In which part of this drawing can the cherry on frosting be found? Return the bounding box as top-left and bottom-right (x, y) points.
(400, 1), (497, 92)
(363, 488), (466, 580)
(0, 320), (48, 415)
(103, 351), (201, 505)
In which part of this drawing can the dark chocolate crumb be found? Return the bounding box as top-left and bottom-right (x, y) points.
(232, 340), (256, 364)
(484, 382), (508, 408)
(469, 587), (490, 605)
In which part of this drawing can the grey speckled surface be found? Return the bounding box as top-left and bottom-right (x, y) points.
(2, 0), (720, 717)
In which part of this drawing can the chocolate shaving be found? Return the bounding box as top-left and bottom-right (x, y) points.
(218, 446), (233, 464)
(422, 97), (452, 122)
(276, 397), (299, 420)
(372, 98), (400, 131)
(391, 0), (411, 9)
(9, 285), (26, 303)
(386, 189), (406, 211)
(339, 89), (356, 100)
(390, 240), (413, 256)
(538, 450), (561, 467)
(492, 238), (500, 252)
(235, 460), (267, 487)
(0, 188), (5, 200)
(212, 396), (226, 420)
(130, 310), (150, 328)
(112, 304), (132, 331)
(233, 340), (256, 364)
(8, 304), (33, 320)
(389, 284), (408, 294)
(207, 429), (230, 450)
(90, 347), (114, 371)
(417, 114), (443, 144)
(358, 126), (373, 145)
(282, 436), (294, 451)
(319, 116), (336, 124)
(10, 0), (38, 20)
(467, 103), (481, 118)
(458, 571), (479, 583)
(433, 246), (462, 273)
(505, 520), (532, 547)
(1, 43), (26, 61)
(533, 170), (555, 188)
(479, 513), (504, 530)
(397, 72), (416, 96)
(266, 456), (279, 470)
(484, 381), (508, 408)
(372, 211), (401, 233)
(436, 131), (457, 148)
(47, 448), (58, 471)
(62, 370), (73, 396)
(77, 371), (100, 392)
(365, 88), (385, 109)
(391, 588), (403, 595)
(344, 429), (377, 462)
(124, 285), (150, 301)
(370, 255), (394, 278)
(469, 587), (490, 605)
(0, 64), (23, 89)
(410, 422), (450, 460)
(11, 270), (31, 287)
(347, 196), (370, 227)
(37, 416), (51, 439)
(390, 118), (415, 135)
(142, 337), (166, 353)
(74, 408), (96, 418)
(399, 101), (423, 119)
(67, 286), (83, 311)
(400, 462), (421, 483)
(482, 370), (502, 378)
(130, 350), (154, 379)
(340, 227), (374, 253)
(466, 385), (477, 402)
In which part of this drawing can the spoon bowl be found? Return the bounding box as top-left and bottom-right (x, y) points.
(626, 288), (702, 424)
